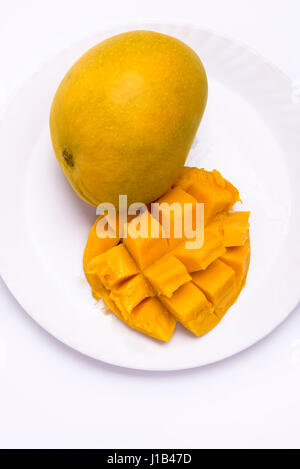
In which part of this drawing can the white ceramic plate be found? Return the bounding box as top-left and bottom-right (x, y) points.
(1, 24), (299, 371)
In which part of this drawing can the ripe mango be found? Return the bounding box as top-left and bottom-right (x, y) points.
(50, 31), (208, 207)
(83, 168), (251, 342)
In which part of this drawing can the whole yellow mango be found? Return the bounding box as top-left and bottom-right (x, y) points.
(50, 30), (208, 207)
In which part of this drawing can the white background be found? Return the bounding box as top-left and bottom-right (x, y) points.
(0, 0), (299, 449)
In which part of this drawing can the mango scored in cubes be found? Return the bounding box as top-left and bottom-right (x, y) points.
(83, 168), (251, 342)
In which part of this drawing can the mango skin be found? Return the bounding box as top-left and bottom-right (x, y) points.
(50, 30), (208, 207)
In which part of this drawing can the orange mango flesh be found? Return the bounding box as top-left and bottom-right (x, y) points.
(144, 255), (191, 298)
(83, 215), (119, 299)
(98, 283), (176, 342)
(123, 211), (169, 269)
(110, 274), (155, 316)
(172, 230), (226, 272)
(154, 186), (199, 247)
(176, 168), (240, 224)
(192, 260), (237, 319)
(87, 244), (139, 290)
(84, 168), (251, 341)
(220, 239), (251, 289)
(160, 282), (218, 336)
(130, 297), (176, 342)
(222, 211), (250, 247)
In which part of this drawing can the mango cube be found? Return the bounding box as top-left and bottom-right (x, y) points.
(173, 231), (226, 272)
(220, 239), (251, 288)
(222, 212), (250, 247)
(205, 212), (227, 237)
(123, 210), (169, 269)
(83, 215), (119, 266)
(83, 216), (120, 299)
(110, 274), (155, 317)
(185, 311), (220, 337)
(130, 298), (176, 342)
(154, 186), (199, 248)
(177, 168), (240, 223)
(160, 282), (218, 336)
(100, 286), (176, 342)
(87, 244), (139, 290)
(192, 260), (237, 318)
(144, 255), (191, 298)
